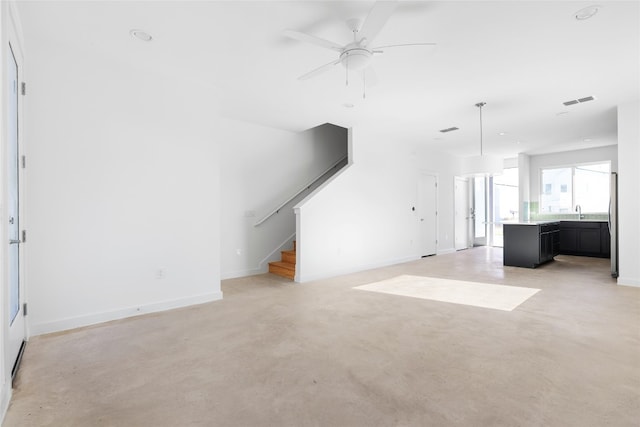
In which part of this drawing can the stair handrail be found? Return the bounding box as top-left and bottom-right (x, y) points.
(254, 155), (348, 227)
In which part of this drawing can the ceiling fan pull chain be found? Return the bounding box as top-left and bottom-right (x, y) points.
(345, 53), (349, 86)
(363, 70), (366, 99)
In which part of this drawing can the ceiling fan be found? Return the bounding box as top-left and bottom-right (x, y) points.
(284, 0), (436, 87)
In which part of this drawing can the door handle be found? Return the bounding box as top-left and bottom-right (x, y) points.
(9, 239), (21, 245)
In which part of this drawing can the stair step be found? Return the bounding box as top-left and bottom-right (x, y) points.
(281, 250), (296, 264)
(269, 261), (295, 280)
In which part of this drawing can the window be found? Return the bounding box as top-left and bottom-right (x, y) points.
(540, 168), (572, 213)
(540, 162), (610, 214)
(575, 163), (610, 212)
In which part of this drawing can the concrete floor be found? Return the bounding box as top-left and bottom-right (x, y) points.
(4, 248), (640, 426)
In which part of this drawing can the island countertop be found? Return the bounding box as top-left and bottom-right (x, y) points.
(503, 220), (561, 226)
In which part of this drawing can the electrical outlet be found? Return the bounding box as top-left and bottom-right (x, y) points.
(156, 268), (165, 279)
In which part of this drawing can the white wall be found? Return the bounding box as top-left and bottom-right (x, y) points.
(528, 145), (618, 206)
(220, 121), (347, 279)
(295, 126), (458, 283)
(23, 23), (222, 335)
(617, 101), (640, 287)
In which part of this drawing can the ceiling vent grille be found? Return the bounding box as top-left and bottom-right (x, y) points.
(439, 127), (459, 133)
(563, 96), (595, 106)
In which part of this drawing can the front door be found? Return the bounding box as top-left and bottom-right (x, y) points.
(6, 40), (26, 380)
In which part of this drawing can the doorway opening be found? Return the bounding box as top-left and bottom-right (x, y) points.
(472, 168), (519, 247)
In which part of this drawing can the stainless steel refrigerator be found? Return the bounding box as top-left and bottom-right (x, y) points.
(610, 172), (619, 278)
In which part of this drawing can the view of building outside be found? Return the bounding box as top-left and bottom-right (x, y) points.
(540, 162), (610, 214)
(540, 167), (572, 213)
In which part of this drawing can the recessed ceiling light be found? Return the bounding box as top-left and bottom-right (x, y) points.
(498, 132), (507, 136)
(556, 111), (569, 116)
(342, 103), (354, 108)
(583, 138), (592, 142)
(130, 29), (152, 42)
(575, 5), (601, 21)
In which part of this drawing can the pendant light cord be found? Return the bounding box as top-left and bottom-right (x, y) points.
(476, 102), (486, 156)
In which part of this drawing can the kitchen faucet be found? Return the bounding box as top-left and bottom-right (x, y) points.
(575, 204), (583, 220)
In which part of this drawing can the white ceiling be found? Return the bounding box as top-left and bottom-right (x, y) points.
(17, 1), (640, 159)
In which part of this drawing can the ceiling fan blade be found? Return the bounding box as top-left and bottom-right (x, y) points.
(298, 59), (341, 80)
(283, 30), (343, 52)
(371, 43), (437, 50)
(358, 1), (398, 46)
(358, 66), (378, 88)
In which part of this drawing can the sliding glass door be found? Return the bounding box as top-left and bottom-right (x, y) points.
(491, 168), (519, 247)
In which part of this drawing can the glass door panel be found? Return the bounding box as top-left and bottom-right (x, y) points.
(473, 176), (487, 246)
(492, 168), (519, 247)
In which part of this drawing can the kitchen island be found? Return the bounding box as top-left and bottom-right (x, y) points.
(503, 221), (560, 268)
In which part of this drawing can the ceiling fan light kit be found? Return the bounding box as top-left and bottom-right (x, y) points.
(340, 47), (372, 70)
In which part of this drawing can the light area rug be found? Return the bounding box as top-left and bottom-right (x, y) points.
(354, 275), (540, 311)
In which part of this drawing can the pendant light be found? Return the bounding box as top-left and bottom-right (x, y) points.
(461, 101), (504, 176)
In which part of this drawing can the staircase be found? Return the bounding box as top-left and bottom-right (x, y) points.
(269, 241), (296, 280)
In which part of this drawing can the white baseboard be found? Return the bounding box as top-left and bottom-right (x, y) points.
(437, 247), (456, 255)
(0, 381), (12, 425)
(296, 255), (419, 283)
(30, 291), (223, 336)
(617, 276), (640, 287)
(221, 267), (266, 280)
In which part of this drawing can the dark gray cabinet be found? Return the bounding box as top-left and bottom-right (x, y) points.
(559, 221), (610, 258)
(504, 222), (560, 268)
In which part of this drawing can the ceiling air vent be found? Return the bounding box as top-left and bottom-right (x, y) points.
(439, 127), (459, 133)
(563, 96), (596, 106)
(578, 96), (595, 103)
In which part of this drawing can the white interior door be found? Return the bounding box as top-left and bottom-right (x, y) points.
(418, 173), (437, 256)
(454, 177), (471, 250)
(6, 40), (26, 380)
